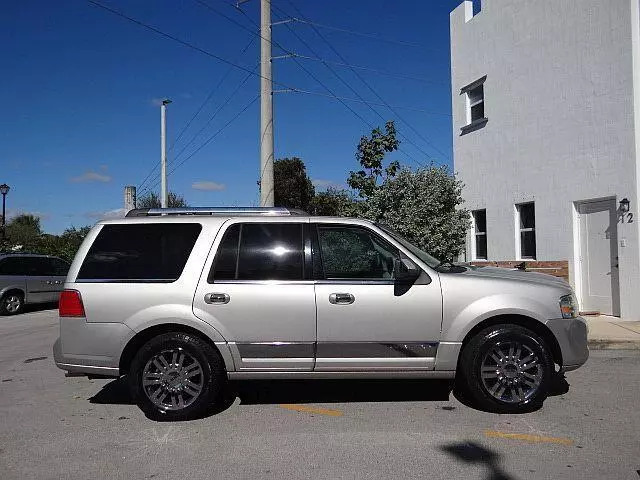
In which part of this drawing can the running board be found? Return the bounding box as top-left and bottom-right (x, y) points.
(227, 370), (456, 380)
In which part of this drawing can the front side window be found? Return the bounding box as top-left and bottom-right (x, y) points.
(77, 223), (202, 282)
(317, 226), (399, 280)
(517, 203), (536, 259)
(472, 209), (487, 260)
(210, 223), (304, 281)
(49, 258), (70, 276)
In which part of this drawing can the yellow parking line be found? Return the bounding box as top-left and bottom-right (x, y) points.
(279, 404), (343, 417)
(484, 430), (573, 446)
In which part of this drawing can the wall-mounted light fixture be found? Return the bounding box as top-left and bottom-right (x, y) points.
(619, 197), (630, 213)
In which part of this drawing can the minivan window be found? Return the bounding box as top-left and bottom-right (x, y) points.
(49, 258), (70, 276)
(0, 257), (27, 275)
(77, 223), (201, 282)
(210, 223), (304, 281)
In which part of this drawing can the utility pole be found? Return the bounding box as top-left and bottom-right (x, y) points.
(260, 0), (274, 207)
(160, 99), (172, 208)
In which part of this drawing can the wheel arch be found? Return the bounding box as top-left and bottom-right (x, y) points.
(119, 323), (234, 375)
(459, 314), (563, 368)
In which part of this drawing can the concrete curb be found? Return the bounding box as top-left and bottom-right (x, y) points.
(588, 339), (640, 350)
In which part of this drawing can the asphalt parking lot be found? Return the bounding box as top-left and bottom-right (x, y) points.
(1, 309), (639, 480)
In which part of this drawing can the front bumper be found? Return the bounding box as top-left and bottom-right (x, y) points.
(544, 316), (589, 372)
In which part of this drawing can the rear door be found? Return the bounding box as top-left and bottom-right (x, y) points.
(46, 258), (69, 302)
(193, 220), (316, 371)
(24, 257), (55, 304)
(312, 223), (442, 371)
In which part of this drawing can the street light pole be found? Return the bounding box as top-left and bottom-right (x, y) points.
(160, 99), (172, 209)
(0, 184), (10, 241)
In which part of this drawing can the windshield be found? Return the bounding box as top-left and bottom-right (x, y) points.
(376, 224), (441, 269)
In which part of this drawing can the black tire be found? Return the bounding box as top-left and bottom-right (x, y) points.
(129, 332), (226, 421)
(456, 324), (553, 413)
(0, 291), (24, 316)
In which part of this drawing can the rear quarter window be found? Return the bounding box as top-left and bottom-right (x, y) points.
(77, 223), (202, 282)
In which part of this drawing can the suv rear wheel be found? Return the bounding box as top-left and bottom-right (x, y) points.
(456, 324), (553, 413)
(1, 291), (24, 316)
(129, 332), (226, 420)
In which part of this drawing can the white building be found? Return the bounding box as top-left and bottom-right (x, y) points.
(450, 0), (640, 319)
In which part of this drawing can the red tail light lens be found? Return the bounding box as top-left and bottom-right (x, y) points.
(59, 290), (85, 317)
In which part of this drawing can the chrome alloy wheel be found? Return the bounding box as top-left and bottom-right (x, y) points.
(480, 341), (543, 404)
(4, 295), (22, 314)
(142, 348), (204, 411)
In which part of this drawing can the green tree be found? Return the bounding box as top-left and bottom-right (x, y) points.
(136, 191), (188, 208)
(274, 157), (315, 211)
(361, 166), (470, 261)
(5, 214), (42, 246)
(309, 187), (357, 216)
(347, 121), (400, 199)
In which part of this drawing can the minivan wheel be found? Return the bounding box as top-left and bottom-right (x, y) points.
(129, 332), (226, 421)
(1, 292), (24, 316)
(456, 324), (553, 413)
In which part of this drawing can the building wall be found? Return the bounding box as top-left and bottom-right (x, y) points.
(450, 0), (640, 319)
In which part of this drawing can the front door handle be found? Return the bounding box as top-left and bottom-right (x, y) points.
(329, 293), (355, 305)
(204, 293), (230, 304)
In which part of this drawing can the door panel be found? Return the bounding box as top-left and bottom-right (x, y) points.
(313, 224), (442, 371)
(193, 221), (316, 371)
(195, 282), (316, 370)
(578, 199), (620, 316)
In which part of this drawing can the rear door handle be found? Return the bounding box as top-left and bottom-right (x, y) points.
(329, 293), (355, 305)
(204, 293), (230, 304)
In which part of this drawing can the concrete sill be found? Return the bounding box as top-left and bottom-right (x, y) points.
(460, 117), (488, 135)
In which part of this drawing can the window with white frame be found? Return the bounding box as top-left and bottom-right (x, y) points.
(516, 203), (536, 259)
(472, 209), (487, 260)
(460, 75), (487, 134)
(467, 84), (485, 123)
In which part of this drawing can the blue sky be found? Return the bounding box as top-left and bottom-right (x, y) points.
(1, 0), (472, 233)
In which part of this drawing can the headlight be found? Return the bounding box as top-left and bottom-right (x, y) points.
(559, 294), (577, 319)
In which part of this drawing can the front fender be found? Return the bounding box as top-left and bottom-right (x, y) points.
(442, 294), (553, 342)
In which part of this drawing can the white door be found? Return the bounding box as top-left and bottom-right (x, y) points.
(578, 199), (620, 316)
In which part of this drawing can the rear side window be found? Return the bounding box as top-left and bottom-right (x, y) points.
(0, 257), (27, 275)
(77, 223), (201, 282)
(210, 223), (303, 281)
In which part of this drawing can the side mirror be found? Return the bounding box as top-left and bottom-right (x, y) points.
(394, 259), (421, 284)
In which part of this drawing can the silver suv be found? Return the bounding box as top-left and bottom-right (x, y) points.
(53, 207), (588, 420)
(0, 253), (70, 315)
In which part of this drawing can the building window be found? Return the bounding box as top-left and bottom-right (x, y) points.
(460, 75), (487, 134)
(468, 85), (484, 123)
(517, 203), (536, 259)
(472, 209), (487, 260)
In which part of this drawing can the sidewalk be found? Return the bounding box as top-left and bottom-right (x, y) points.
(585, 316), (640, 350)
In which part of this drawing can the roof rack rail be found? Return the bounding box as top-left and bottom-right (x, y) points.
(125, 207), (308, 217)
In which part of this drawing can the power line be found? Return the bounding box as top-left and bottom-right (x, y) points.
(171, 64), (257, 165)
(265, 3), (430, 166)
(273, 88), (451, 116)
(279, 53), (447, 86)
(170, 36), (255, 152)
(280, 0), (451, 162)
(288, 17), (422, 48)
(143, 95), (259, 193)
(138, 38), (255, 192)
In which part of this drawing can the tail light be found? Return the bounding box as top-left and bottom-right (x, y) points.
(59, 289), (85, 317)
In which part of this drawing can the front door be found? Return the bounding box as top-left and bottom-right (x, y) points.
(578, 199), (620, 316)
(194, 220), (316, 371)
(312, 223), (442, 371)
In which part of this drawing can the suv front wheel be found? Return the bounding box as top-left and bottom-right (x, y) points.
(129, 332), (226, 420)
(456, 324), (554, 413)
